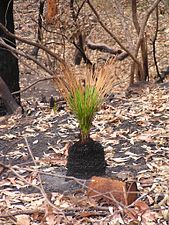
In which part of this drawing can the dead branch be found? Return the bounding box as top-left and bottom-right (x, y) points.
(0, 23), (66, 66)
(12, 77), (54, 95)
(76, 0), (86, 19)
(86, 40), (122, 54)
(114, 0), (133, 50)
(0, 38), (53, 75)
(152, 6), (162, 82)
(31, 0), (45, 57)
(131, 0), (149, 81)
(0, 206), (109, 219)
(23, 136), (65, 217)
(131, 0), (140, 34)
(132, 0), (162, 82)
(134, 0), (162, 57)
(130, 0), (162, 83)
(0, 37), (128, 98)
(0, 209), (45, 218)
(73, 39), (92, 65)
(86, 0), (140, 66)
(0, 44), (55, 96)
(87, 0), (162, 84)
(86, 40), (128, 60)
(70, 0), (92, 65)
(117, 52), (129, 61)
(0, 161), (64, 217)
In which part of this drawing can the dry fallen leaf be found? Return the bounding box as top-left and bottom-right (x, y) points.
(134, 200), (149, 211)
(45, 203), (56, 225)
(16, 215), (30, 225)
(87, 176), (138, 206)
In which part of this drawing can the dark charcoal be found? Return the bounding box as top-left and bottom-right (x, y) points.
(66, 138), (106, 179)
(0, 98), (7, 116)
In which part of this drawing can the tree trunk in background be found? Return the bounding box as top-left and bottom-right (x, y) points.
(0, 0), (20, 107)
(74, 33), (85, 65)
(0, 77), (20, 115)
(46, 0), (58, 24)
(31, 0), (45, 57)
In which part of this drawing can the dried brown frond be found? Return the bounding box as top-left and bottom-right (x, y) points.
(95, 58), (118, 100)
(54, 58), (118, 104)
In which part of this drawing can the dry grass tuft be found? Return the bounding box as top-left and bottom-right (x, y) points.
(54, 59), (117, 103)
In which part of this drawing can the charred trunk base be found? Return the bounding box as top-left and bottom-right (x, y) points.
(0, 98), (6, 116)
(66, 138), (106, 179)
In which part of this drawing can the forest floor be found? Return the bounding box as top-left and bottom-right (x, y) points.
(0, 0), (169, 224)
(0, 81), (169, 224)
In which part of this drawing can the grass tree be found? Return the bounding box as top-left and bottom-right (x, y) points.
(54, 59), (117, 179)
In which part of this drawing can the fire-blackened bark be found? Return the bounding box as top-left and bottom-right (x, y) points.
(0, 0), (20, 106)
(66, 139), (106, 179)
(32, 0), (45, 57)
(0, 77), (20, 115)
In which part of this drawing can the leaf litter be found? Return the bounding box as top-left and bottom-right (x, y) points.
(0, 0), (169, 224)
(0, 83), (169, 224)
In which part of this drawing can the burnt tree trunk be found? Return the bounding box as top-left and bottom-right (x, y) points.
(0, 77), (20, 115)
(31, 0), (45, 57)
(131, 0), (149, 84)
(0, 0), (20, 111)
(74, 33), (84, 65)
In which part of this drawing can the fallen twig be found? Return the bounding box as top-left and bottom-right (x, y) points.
(12, 77), (54, 95)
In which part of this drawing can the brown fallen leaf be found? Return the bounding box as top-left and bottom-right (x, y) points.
(7, 177), (17, 186)
(125, 200), (151, 221)
(134, 200), (149, 211)
(41, 153), (66, 166)
(127, 181), (138, 205)
(136, 134), (153, 143)
(32, 210), (45, 223)
(87, 176), (138, 206)
(45, 195), (56, 225)
(16, 215), (30, 225)
(80, 211), (106, 218)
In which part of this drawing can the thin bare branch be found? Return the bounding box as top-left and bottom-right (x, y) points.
(131, 0), (140, 34)
(0, 23), (66, 66)
(87, 40), (122, 55)
(131, 0), (149, 81)
(0, 38), (53, 75)
(86, 0), (140, 66)
(23, 136), (65, 216)
(12, 77), (54, 95)
(152, 6), (162, 82)
(86, 40), (129, 61)
(134, 0), (162, 57)
(115, 0), (133, 50)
